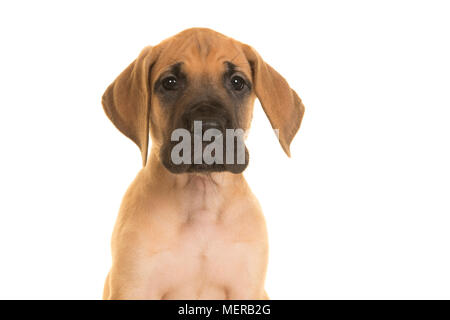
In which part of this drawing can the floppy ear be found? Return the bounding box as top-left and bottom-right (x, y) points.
(102, 46), (157, 166)
(242, 44), (305, 156)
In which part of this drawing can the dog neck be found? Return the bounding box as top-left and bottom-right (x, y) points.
(143, 149), (247, 218)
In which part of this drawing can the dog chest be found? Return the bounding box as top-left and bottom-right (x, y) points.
(152, 216), (265, 299)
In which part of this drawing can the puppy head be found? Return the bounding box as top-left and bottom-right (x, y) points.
(102, 28), (305, 174)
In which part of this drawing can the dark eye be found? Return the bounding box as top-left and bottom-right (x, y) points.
(230, 75), (245, 91)
(162, 76), (178, 90)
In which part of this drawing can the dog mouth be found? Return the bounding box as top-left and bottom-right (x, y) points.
(160, 121), (249, 174)
(160, 101), (249, 174)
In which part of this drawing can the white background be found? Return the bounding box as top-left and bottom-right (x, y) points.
(0, 0), (449, 299)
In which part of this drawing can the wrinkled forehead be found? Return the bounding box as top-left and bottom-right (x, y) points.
(151, 33), (251, 82)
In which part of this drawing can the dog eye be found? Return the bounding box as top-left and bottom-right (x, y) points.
(230, 76), (245, 91)
(162, 76), (178, 90)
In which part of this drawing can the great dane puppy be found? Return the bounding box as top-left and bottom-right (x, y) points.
(102, 28), (304, 299)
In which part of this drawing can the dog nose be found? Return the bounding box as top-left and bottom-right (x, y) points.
(184, 102), (229, 133)
(189, 118), (224, 133)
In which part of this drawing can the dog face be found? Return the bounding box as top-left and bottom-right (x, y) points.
(102, 28), (305, 174)
(151, 32), (256, 173)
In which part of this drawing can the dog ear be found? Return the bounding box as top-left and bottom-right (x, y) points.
(242, 44), (305, 157)
(102, 46), (157, 166)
